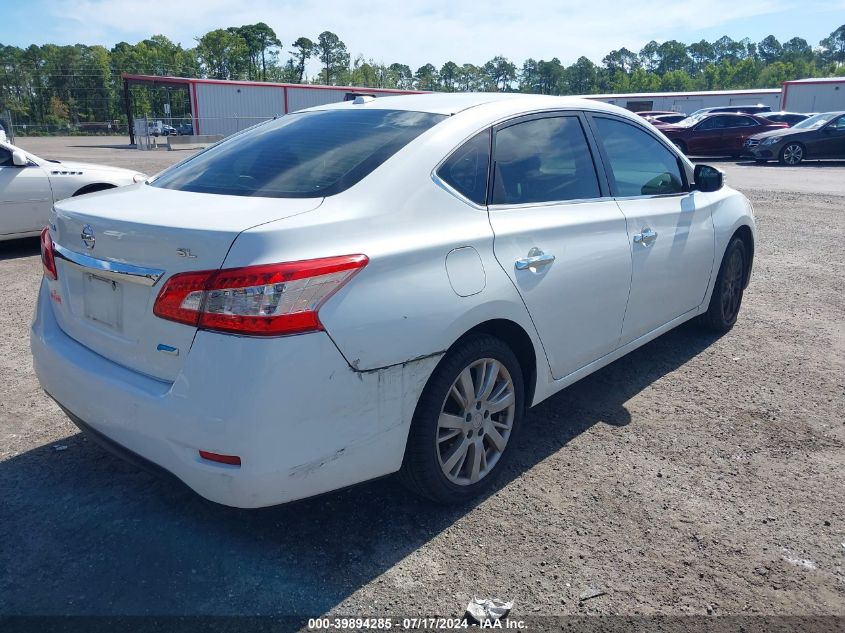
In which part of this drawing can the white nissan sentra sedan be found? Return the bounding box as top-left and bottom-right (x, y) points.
(1, 141), (146, 241)
(31, 93), (755, 508)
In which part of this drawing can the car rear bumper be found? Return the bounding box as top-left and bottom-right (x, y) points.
(31, 279), (436, 507)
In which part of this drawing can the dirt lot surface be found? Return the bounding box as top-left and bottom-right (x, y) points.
(1, 137), (843, 621)
(13, 135), (193, 176)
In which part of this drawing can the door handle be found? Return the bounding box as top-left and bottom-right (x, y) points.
(633, 228), (657, 246)
(515, 248), (556, 271)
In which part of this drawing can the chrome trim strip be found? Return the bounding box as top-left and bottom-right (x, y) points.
(488, 195), (617, 211)
(430, 172), (488, 210)
(53, 242), (165, 287)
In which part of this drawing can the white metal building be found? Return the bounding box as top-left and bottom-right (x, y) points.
(781, 77), (845, 113)
(122, 74), (424, 140)
(581, 88), (782, 114)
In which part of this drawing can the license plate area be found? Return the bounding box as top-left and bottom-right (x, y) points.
(83, 274), (122, 330)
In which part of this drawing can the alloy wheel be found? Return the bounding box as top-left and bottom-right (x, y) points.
(436, 358), (516, 486)
(782, 144), (803, 165)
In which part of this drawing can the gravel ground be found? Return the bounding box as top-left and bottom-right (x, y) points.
(0, 138), (843, 620)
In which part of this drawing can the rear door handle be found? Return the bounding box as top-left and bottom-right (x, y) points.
(515, 248), (556, 271)
(633, 228), (657, 246)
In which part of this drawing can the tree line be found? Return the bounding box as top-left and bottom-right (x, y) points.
(1, 24), (844, 130)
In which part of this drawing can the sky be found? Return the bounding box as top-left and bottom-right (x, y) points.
(2, 0), (843, 74)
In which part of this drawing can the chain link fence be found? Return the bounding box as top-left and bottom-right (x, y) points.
(1, 109), (14, 143)
(9, 121), (129, 137)
(132, 115), (273, 150)
(1, 112), (276, 147)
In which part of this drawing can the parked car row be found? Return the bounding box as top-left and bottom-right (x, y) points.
(147, 121), (195, 137)
(638, 104), (844, 163)
(658, 113), (789, 158)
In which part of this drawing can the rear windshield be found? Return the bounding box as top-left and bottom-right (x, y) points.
(151, 109), (446, 198)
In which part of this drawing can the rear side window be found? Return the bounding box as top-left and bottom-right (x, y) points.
(437, 130), (490, 205)
(731, 116), (758, 127)
(593, 117), (685, 197)
(491, 116), (600, 205)
(152, 109), (446, 198)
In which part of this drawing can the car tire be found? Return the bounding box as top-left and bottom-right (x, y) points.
(671, 140), (687, 155)
(699, 237), (747, 332)
(398, 334), (525, 504)
(779, 143), (804, 165)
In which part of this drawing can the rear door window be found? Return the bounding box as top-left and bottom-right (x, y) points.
(491, 116), (601, 205)
(730, 116), (759, 128)
(592, 116), (686, 197)
(152, 109), (446, 198)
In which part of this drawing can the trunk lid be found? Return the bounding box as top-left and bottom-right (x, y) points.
(49, 185), (322, 381)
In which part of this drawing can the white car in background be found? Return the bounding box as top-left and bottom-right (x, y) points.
(0, 141), (145, 241)
(32, 94), (756, 508)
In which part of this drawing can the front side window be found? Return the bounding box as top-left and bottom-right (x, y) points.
(437, 129), (490, 205)
(0, 147), (12, 167)
(593, 117), (685, 197)
(491, 116), (600, 205)
(152, 109), (446, 198)
(828, 115), (845, 130)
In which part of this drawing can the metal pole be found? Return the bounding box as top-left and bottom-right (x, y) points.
(124, 77), (135, 145)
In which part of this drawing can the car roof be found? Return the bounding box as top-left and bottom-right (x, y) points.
(305, 92), (633, 118)
(700, 105), (766, 111)
(701, 111), (761, 117)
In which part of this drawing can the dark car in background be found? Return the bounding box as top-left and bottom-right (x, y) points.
(758, 112), (811, 127)
(660, 112), (787, 157)
(746, 111), (845, 164)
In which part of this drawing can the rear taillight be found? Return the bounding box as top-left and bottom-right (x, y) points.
(40, 227), (57, 280)
(153, 255), (368, 336)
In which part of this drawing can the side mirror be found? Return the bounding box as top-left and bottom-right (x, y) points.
(11, 150), (28, 167)
(694, 164), (724, 192)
